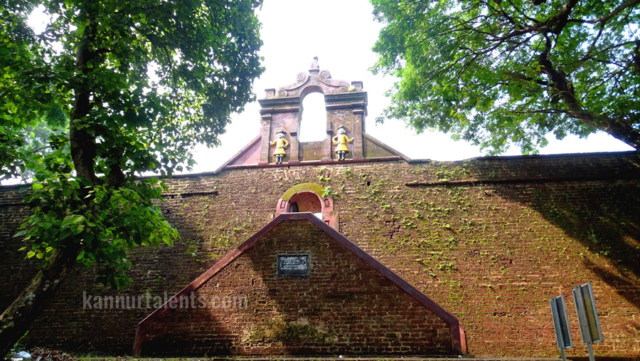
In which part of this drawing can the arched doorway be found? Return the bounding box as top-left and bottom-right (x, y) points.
(289, 191), (323, 220)
(275, 183), (335, 228)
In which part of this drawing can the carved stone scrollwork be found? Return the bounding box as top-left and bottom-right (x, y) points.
(274, 73), (310, 97)
(265, 58), (357, 98)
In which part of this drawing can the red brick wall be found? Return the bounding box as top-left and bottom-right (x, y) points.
(1, 152), (639, 357)
(139, 220), (453, 356)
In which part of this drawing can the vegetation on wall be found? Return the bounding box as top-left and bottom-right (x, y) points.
(0, 156), (637, 355)
(0, 0), (264, 355)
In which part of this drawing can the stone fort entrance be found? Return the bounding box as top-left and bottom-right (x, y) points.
(133, 62), (466, 356)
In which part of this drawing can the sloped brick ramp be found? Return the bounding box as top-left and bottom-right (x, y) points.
(133, 213), (467, 357)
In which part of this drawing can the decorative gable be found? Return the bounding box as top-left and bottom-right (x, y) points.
(133, 213), (466, 356)
(217, 59), (410, 172)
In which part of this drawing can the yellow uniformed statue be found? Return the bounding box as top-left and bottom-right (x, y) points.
(332, 125), (353, 161)
(270, 130), (289, 164)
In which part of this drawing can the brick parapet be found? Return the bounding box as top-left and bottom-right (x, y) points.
(1, 151), (639, 357)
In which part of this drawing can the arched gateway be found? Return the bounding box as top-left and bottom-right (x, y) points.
(274, 183), (335, 228)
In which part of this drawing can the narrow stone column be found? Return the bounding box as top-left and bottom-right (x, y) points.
(289, 131), (300, 164)
(322, 122), (333, 162)
(258, 114), (272, 165)
(352, 109), (365, 160)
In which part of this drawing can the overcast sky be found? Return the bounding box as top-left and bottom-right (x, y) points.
(187, 0), (633, 173)
(26, 0), (634, 177)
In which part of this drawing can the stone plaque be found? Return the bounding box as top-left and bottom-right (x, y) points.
(277, 255), (309, 276)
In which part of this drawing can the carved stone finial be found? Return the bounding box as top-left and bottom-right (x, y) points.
(311, 56), (319, 69)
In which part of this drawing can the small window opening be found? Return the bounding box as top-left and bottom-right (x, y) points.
(299, 93), (327, 142)
(290, 202), (299, 212)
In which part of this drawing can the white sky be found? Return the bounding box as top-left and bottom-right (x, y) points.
(24, 0), (635, 178)
(189, 0), (633, 173)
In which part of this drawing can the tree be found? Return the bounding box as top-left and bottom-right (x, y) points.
(371, 0), (640, 154)
(17, 107), (69, 183)
(0, 0), (263, 355)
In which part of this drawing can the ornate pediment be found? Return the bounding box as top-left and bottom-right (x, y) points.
(263, 57), (363, 99)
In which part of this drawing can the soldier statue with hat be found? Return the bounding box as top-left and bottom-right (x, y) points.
(270, 130), (289, 164)
(332, 125), (354, 161)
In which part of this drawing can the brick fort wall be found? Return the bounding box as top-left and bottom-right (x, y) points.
(1, 151), (639, 357)
(138, 220), (453, 356)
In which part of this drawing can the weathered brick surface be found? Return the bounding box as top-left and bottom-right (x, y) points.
(140, 220), (453, 356)
(1, 151), (640, 357)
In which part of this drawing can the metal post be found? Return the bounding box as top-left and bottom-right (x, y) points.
(573, 282), (603, 361)
(587, 343), (595, 361)
(551, 295), (573, 360)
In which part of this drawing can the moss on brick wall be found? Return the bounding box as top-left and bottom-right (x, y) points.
(1, 152), (639, 357)
(139, 221), (452, 356)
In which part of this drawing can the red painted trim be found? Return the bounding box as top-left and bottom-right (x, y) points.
(363, 133), (411, 162)
(459, 326), (468, 354)
(133, 213), (466, 356)
(213, 135), (262, 173)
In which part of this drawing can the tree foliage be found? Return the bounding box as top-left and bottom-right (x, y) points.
(371, 0), (640, 154)
(0, 0), (263, 353)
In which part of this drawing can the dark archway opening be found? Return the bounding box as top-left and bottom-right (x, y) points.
(288, 192), (322, 219)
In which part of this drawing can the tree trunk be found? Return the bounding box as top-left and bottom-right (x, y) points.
(0, 245), (81, 357)
(0, 8), (99, 355)
(69, 19), (100, 185)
